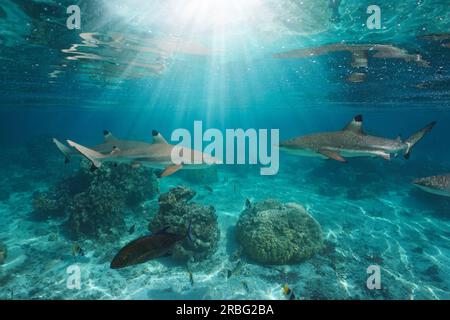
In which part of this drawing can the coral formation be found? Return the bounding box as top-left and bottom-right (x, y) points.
(32, 190), (66, 218)
(67, 181), (126, 239)
(0, 242), (6, 265)
(236, 199), (323, 265)
(32, 160), (159, 239)
(148, 186), (220, 261)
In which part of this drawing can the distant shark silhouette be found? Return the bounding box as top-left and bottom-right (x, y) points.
(413, 174), (450, 197)
(66, 130), (221, 178)
(280, 115), (436, 162)
(53, 130), (152, 164)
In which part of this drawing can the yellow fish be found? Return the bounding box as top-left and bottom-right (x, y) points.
(282, 284), (296, 300)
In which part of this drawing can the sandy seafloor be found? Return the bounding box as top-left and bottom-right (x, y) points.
(1, 147), (450, 300)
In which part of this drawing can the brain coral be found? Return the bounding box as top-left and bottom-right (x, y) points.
(236, 199), (323, 265)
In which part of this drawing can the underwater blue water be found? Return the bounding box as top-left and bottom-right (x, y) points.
(0, 0), (450, 300)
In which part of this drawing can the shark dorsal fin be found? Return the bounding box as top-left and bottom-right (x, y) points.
(103, 130), (119, 143)
(343, 115), (365, 135)
(152, 130), (168, 144)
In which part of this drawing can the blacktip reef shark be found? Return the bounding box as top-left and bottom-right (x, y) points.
(413, 175), (450, 197)
(67, 130), (221, 178)
(280, 115), (436, 162)
(53, 130), (153, 164)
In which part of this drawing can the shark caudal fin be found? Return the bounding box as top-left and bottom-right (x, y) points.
(67, 140), (104, 168)
(53, 138), (72, 164)
(404, 121), (437, 159)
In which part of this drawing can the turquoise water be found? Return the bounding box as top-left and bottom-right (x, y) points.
(0, 0), (450, 300)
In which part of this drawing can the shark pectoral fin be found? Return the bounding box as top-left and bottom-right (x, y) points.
(318, 149), (347, 163)
(159, 164), (183, 178)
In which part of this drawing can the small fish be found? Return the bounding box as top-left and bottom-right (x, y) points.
(282, 284), (296, 300)
(188, 270), (194, 287)
(230, 248), (242, 261)
(72, 243), (85, 258)
(245, 198), (252, 209)
(227, 260), (243, 279)
(128, 224), (136, 234)
(241, 281), (250, 293)
(203, 185), (213, 193)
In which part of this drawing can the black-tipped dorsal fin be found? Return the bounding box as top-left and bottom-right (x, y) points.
(152, 130), (168, 144)
(343, 115), (365, 134)
(103, 130), (118, 143)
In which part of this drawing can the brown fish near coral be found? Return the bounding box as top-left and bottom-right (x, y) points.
(110, 222), (193, 269)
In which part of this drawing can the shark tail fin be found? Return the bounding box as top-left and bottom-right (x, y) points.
(53, 138), (72, 164)
(404, 121), (436, 159)
(67, 140), (104, 168)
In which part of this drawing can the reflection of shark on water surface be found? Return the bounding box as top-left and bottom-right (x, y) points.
(275, 43), (430, 83)
(274, 43), (430, 67)
(67, 130), (221, 178)
(280, 115), (436, 162)
(413, 175), (450, 198)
